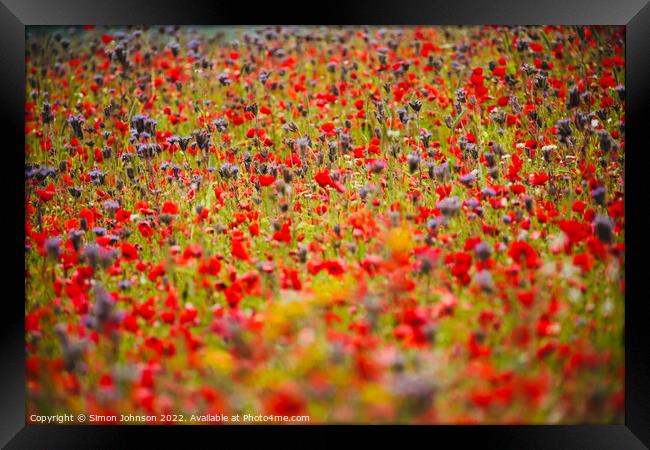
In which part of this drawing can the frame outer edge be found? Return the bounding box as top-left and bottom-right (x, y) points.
(0, 0), (26, 447)
(626, 1), (650, 449)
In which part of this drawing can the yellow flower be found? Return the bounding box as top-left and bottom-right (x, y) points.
(360, 383), (393, 405)
(294, 342), (326, 375)
(386, 226), (413, 259)
(246, 367), (285, 389)
(311, 273), (356, 307)
(264, 297), (310, 339)
(202, 349), (233, 374)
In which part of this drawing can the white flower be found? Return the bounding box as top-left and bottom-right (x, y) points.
(602, 299), (614, 317)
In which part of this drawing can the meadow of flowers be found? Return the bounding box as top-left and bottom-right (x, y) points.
(25, 25), (625, 424)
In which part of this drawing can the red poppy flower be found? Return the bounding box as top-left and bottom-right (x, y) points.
(121, 242), (138, 261)
(162, 201), (179, 215)
(315, 168), (346, 193)
(273, 222), (291, 243)
(507, 241), (540, 268)
(36, 182), (56, 202)
(315, 169), (333, 188)
(115, 209), (132, 223)
(258, 174), (276, 187)
(138, 221), (154, 238)
(198, 257), (221, 276)
(530, 172), (550, 186)
(321, 122), (335, 132)
(231, 236), (249, 261)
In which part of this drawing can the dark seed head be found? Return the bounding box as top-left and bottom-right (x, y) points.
(593, 215), (614, 244)
(45, 237), (61, 260)
(475, 241), (492, 261)
(407, 152), (420, 174)
(591, 186), (606, 207)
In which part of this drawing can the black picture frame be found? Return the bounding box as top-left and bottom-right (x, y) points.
(2, 1), (649, 448)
